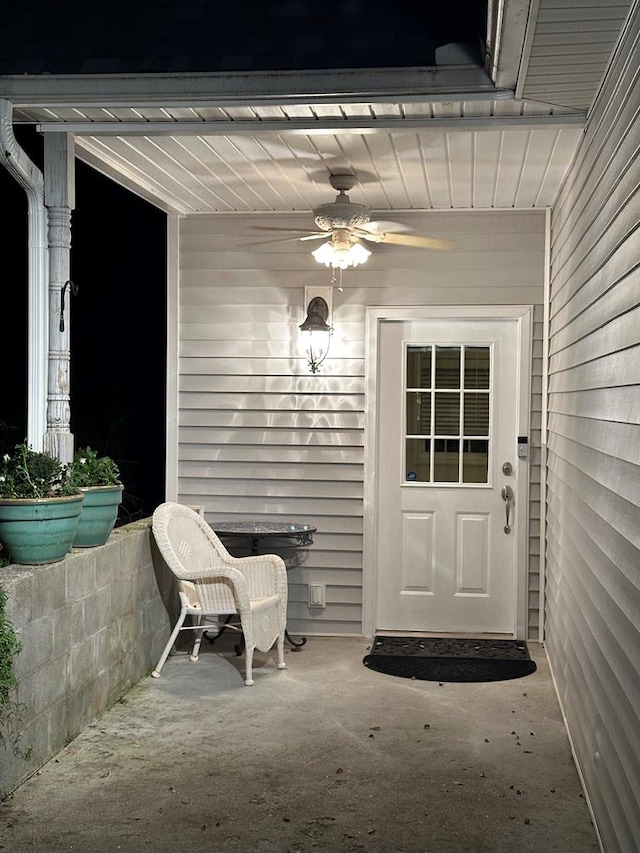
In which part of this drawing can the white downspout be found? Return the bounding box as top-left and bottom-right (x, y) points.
(0, 98), (48, 451)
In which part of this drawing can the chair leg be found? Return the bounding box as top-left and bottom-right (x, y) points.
(190, 614), (206, 661)
(244, 631), (286, 685)
(276, 629), (287, 670)
(244, 644), (254, 686)
(152, 606), (188, 677)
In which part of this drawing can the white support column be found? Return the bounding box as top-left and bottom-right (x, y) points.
(164, 214), (180, 502)
(43, 133), (76, 464)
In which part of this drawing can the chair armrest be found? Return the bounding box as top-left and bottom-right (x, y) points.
(183, 565), (251, 613)
(182, 556), (287, 612)
(181, 565), (244, 583)
(230, 554), (288, 600)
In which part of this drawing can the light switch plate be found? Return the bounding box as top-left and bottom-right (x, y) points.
(308, 583), (326, 608)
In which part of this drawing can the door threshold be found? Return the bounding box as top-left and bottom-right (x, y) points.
(376, 630), (517, 640)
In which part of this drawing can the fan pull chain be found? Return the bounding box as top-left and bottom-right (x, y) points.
(330, 267), (344, 292)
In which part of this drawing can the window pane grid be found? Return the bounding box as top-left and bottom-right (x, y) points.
(405, 344), (491, 484)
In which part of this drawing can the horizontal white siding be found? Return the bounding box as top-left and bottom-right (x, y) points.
(545, 7), (640, 851)
(178, 209), (545, 638)
(521, 0), (634, 110)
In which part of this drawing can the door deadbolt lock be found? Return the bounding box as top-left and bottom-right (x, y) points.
(502, 461), (513, 476)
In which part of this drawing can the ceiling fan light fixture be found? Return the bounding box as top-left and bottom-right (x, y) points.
(312, 235), (371, 270)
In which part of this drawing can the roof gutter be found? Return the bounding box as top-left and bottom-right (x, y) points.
(0, 64), (507, 107)
(0, 98), (48, 450)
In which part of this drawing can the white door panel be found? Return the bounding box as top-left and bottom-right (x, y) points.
(376, 318), (520, 635)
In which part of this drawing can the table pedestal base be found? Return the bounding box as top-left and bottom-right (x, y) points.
(285, 629), (307, 650)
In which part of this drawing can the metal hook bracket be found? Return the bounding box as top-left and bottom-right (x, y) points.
(59, 280), (78, 332)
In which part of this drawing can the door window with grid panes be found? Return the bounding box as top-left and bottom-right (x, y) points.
(405, 345), (491, 483)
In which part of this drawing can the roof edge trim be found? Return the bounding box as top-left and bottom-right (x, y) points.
(37, 114), (587, 136)
(1, 65), (500, 107)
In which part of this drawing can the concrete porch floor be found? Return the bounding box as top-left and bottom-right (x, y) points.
(0, 636), (600, 853)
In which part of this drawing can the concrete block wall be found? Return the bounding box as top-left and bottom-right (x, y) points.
(0, 519), (174, 798)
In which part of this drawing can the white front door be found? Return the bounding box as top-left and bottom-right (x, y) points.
(374, 316), (524, 635)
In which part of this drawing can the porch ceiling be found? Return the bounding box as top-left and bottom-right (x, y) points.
(78, 122), (585, 216)
(16, 96), (586, 216)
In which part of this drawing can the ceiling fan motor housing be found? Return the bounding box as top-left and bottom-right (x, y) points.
(314, 173), (371, 231)
(314, 195), (371, 231)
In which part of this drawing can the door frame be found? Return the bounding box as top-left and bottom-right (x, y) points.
(362, 305), (534, 639)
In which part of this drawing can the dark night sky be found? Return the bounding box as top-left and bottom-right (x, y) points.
(0, 1), (487, 74)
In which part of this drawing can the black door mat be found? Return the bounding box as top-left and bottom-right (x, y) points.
(363, 635), (537, 683)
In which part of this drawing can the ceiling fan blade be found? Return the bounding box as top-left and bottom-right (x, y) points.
(377, 232), (455, 250)
(359, 219), (411, 234)
(298, 233), (331, 242)
(240, 236), (312, 247)
(251, 226), (326, 235)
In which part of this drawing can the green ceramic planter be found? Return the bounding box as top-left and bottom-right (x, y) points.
(0, 494), (85, 565)
(73, 485), (124, 547)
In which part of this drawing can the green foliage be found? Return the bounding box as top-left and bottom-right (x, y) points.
(0, 586), (23, 740)
(0, 442), (77, 499)
(67, 447), (121, 488)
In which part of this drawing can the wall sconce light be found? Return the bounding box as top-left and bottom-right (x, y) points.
(299, 287), (333, 374)
(311, 229), (371, 269)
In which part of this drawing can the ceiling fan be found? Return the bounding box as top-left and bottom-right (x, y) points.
(255, 172), (455, 270)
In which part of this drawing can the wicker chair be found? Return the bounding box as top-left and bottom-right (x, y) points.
(152, 502), (288, 686)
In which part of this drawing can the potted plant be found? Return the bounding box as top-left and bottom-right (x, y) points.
(0, 442), (84, 565)
(67, 447), (124, 547)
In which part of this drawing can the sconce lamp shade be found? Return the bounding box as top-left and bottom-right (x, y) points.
(299, 296), (332, 373)
(299, 296), (331, 333)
